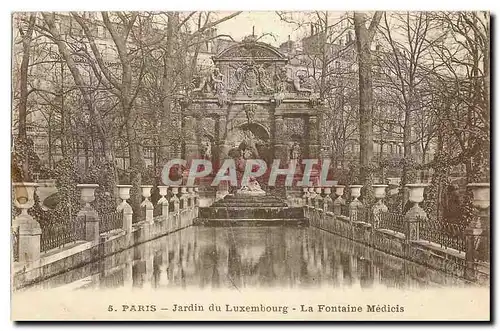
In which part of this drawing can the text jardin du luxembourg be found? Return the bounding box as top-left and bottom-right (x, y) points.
(171, 303), (405, 314)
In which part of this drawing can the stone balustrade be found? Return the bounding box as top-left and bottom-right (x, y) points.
(12, 183), (200, 269)
(305, 181), (490, 284)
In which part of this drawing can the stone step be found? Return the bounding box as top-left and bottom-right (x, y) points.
(198, 207), (304, 219)
(194, 218), (309, 227)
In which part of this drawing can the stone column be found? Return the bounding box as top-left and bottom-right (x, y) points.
(157, 185), (169, 221)
(307, 115), (320, 159)
(12, 182), (41, 263)
(117, 185), (133, 233)
(273, 114), (288, 166)
(349, 185), (363, 222)
(215, 115), (227, 167)
(465, 183), (490, 281)
(404, 184), (429, 241)
(333, 185), (345, 216)
(372, 184), (389, 228)
(76, 184), (100, 245)
(140, 185), (154, 224)
(184, 115), (198, 166)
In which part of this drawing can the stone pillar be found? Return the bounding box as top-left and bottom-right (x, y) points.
(186, 186), (194, 221)
(273, 114), (288, 166)
(12, 182), (41, 263)
(404, 184), (429, 241)
(308, 187), (316, 207)
(465, 183), (490, 281)
(76, 184), (100, 245)
(307, 115), (320, 159)
(333, 185), (345, 216)
(140, 185), (154, 224)
(117, 185), (133, 233)
(349, 185), (363, 222)
(372, 184), (389, 228)
(323, 187), (333, 212)
(170, 186), (180, 230)
(215, 115), (227, 167)
(194, 187), (200, 218)
(184, 115), (198, 166)
(302, 187), (310, 207)
(157, 185), (169, 220)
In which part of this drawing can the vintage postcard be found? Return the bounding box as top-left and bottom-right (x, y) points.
(11, 11), (490, 321)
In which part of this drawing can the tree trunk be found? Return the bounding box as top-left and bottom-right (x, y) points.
(353, 12), (382, 203)
(16, 14), (36, 180)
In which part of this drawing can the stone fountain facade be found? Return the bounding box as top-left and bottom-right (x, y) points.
(181, 36), (323, 225)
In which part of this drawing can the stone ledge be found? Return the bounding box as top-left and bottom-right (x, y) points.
(13, 208), (197, 291)
(412, 240), (466, 260)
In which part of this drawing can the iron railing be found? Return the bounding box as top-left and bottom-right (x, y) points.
(12, 226), (19, 262)
(419, 217), (466, 252)
(40, 218), (86, 252)
(379, 211), (405, 234)
(99, 211), (123, 234)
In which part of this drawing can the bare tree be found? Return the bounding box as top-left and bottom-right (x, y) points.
(353, 11), (382, 200)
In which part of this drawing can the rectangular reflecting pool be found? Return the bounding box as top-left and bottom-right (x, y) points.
(24, 226), (472, 291)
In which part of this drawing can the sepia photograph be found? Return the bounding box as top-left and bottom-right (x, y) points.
(10, 10), (490, 321)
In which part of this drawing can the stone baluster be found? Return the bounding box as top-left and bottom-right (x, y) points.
(349, 185), (363, 222)
(465, 183), (490, 281)
(372, 184), (389, 228)
(140, 185), (154, 224)
(157, 186), (169, 221)
(76, 184), (100, 244)
(12, 182), (41, 263)
(333, 185), (345, 216)
(323, 187), (333, 212)
(404, 184), (428, 241)
(117, 185), (133, 233)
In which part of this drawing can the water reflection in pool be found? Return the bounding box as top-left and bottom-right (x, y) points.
(28, 226), (469, 291)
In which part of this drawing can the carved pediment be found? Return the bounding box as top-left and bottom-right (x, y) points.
(214, 41), (288, 63)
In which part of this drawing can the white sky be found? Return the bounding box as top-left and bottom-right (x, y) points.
(215, 12), (309, 46)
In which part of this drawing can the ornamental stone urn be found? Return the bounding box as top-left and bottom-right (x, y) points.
(77, 184), (99, 208)
(140, 185), (154, 224)
(76, 184), (100, 244)
(406, 183), (428, 204)
(333, 185), (345, 216)
(13, 182), (41, 263)
(334, 185), (345, 198)
(157, 186), (169, 205)
(349, 185), (363, 201)
(372, 184), (389, 228)
(116, 185), (133, 232)
(466, 183), (490, 230)
(13, 182), (38, 219)
(467, 183), (490, 210)
(117, 185), (132, 202)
